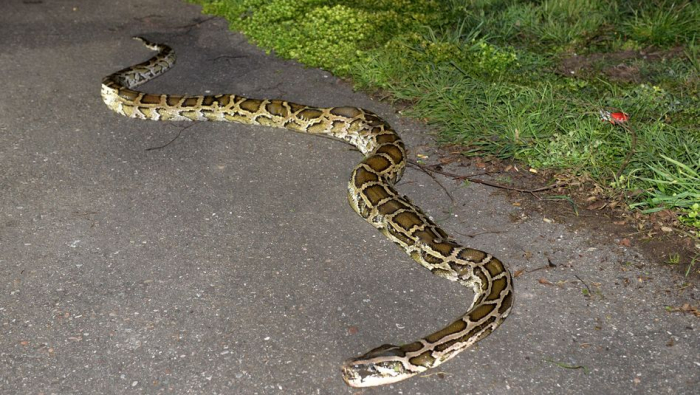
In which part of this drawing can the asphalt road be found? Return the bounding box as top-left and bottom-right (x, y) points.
(1, 0), (698, 394)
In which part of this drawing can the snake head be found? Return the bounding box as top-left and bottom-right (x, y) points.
(340, 344), (418, 387)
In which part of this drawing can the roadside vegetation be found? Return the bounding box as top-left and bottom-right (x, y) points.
(189, 1), (699, 250)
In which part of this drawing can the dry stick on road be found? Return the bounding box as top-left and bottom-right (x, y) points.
(408, 159), (568, 194)
(145, 124), (195, 151)
(575, 274), (593, 297)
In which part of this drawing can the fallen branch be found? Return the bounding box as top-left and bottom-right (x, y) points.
(575, 274), (592, 297)
(414, 162), (456, 206)
(408, 159), (567, 194)
(145, 124), (195, 151)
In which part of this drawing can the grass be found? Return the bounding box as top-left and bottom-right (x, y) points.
(189, 0), (700, 232)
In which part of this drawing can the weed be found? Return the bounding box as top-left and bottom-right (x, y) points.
(686, 255), (698, 277)
(666, 253), (680, 265)
(682, 203), (700, 228)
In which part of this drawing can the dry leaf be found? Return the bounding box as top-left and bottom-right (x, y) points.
(586, 200), (607, 210)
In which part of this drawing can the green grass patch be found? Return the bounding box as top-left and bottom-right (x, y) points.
(189, 0), (699, 230)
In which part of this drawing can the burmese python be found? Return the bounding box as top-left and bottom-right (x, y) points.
(101, 37), (514, 387)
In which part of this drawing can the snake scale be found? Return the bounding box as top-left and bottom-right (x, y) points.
(101, 37), (514, 387)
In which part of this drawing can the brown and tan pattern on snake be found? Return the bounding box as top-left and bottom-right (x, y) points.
(101, 37), (514, 387)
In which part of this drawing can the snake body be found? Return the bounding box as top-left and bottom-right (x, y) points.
(101, 37), (514, 387)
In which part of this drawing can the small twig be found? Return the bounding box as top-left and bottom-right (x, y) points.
(449, 60), (470, 78)
(527, 263), (555, 273)
(575, 274), (592, 297)
(145, 124), (194, 151)
(415, 162), (456, 206)
(408, 159), (489, 181)
(526, 258), (557, 273)
(465, 229), (506, 238)
(408, 159), (567, 194)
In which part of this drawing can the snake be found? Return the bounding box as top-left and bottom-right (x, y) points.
(101, 37), (514, 388)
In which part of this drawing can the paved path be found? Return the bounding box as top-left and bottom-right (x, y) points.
(1, 0), (697, 393)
